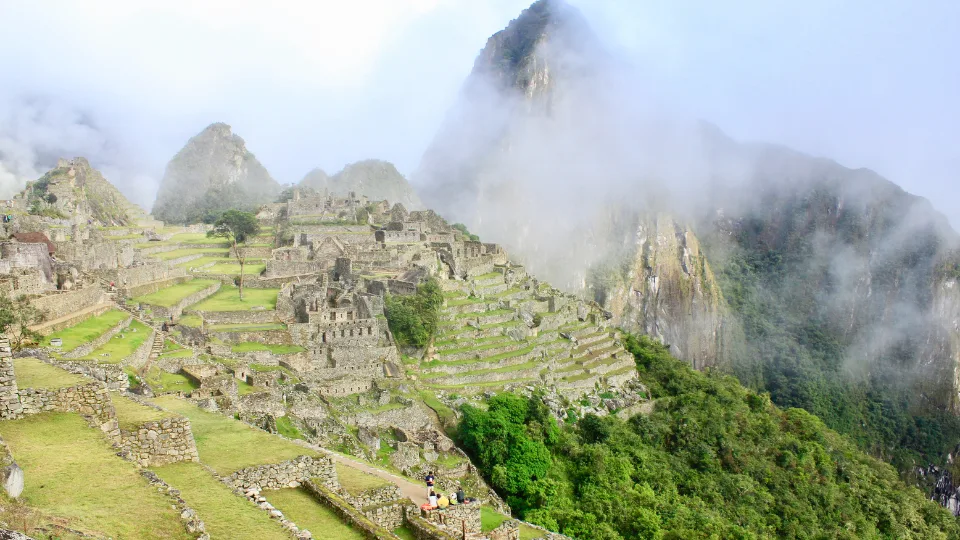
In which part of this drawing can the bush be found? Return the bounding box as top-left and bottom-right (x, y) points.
(384, 279), (443, 348)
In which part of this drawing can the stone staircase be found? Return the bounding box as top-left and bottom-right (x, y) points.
(149, 332), (164, 360)
(419, 268), (637, 395)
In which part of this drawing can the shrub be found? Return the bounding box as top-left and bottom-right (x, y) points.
(384, 279), (443, 348)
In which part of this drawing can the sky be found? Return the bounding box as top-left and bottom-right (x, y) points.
(0, 0), (957, 225)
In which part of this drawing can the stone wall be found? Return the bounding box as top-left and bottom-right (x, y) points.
(53, 360), (130, 391)
(0, 340), (17, 419)
(361, 500), (413, 532)
(143, 281), (220, 319)
(100, 262), (188, 292)
(489, 521), (521, 540)
(264, 260), (328, 279)
(63, 314), (132, 359)
(209, 329), (292, 346)
(194, 310), (278, 325)
(226, 455), (336, 491)
(10, 380), (117, 435)
(56, 241), (134, 271)
(122, 275), (191, 299)
(345, 483), (403, 510)
(30, 286), (107, 322)
(118, 414), (199, 467)
(405, 513), (460, 540)
(423, 502), (482, 535)
(0, 269), (50, 296)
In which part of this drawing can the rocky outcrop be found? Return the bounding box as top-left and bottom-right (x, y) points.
(153, 123), (280, 223)
(300, 160), (421, 210)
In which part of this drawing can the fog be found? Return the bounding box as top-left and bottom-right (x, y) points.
(0, 0), (956, 228)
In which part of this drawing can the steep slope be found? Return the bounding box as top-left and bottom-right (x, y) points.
(300, 160), (421, 209)
(16, 157), (151, 226)
(415, 0), (731, 368)
(153, 123), (280, 224)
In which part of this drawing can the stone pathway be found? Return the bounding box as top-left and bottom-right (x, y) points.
(315, 447), (428, 505)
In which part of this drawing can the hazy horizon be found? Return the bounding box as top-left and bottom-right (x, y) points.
(0, 0), (956, 226)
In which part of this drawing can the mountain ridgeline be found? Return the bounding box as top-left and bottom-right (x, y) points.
(415, 0), (960, 479)
(299, 159), (422, 210)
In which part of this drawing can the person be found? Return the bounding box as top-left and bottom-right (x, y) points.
(425, 471), (435, 498)
(456, 486), (465, 504)
(428, 491), (438, 508)
(437, 493), (449, 509)
(161, 322), (168, 332)
(448, 491), (458, 506)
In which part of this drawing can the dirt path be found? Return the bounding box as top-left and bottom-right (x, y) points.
(315, 447), (428, 505)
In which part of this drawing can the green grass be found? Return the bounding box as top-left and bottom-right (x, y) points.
(473, 272), (502, 281)
(421, 344), (535, 370)
(231, 342), (305, 354)
(175, 256), (229, 268)
(78, 320), (151, 364)
(178, 314), (203, 328)
(335, 463), (391, 495)
(208, 323), (286, 332)
(418, 390), (456, 426)
(14, 357), (86, 389)
(0, 412), (190, 539)
(394, 525), (417, 540)
(481, 506), (509, 532)
(152, 247), (230, 260)
(237, 380), (260, 396)
(456, 308), (514, 320)
(153, 462), (288, 540)
(144, 367), (199, 394)
(111, 392), (177, 430)
(447, 297), (485, 307)
(151, 395), (317, 474)
(265, 488), (365, 539)
(201, 262), (267, 275)
(44, 310), (128, 352)
(421, 360), (541, 381)
(133, 279), (219, 307)
(275, 416), (304, 440)
(189, 287), (279, 312)
(425, 378), (533, 391)
(163, 339), (185, 352)
(437, 339), (518, 357)
(158, 349), (194, 359)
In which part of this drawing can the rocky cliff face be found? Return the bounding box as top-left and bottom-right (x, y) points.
(415, 0), (732, 368)
(153, 123), (279, 223)
(300, 160), (421, 209)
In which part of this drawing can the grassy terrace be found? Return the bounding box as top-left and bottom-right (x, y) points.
(150, 395), (317, 474)
(480, 507), (545, 540)
(425, 378), (532, 391)
(44, 309), (128, 352)
(78, 320), (152, 363)
(473, 272), (502, 281)
(14, 357), (86, 389)
(207, 322), (286, 332)
(456, 308), (514, 320)
(335, 463), (391, 495)
(152, 247), (231, 260)
(201, 262), (267, 275)
(434, 335), (511, 350)
(232, 342), (305, 354)
(421, 345), (535, 370)
(133, 279), (219, 307)
(154, 462), (288, 540)
(436, 339), (518, 357)
(136, 233), (229, 249)
(266, 488), (365, 539)
(421, 360), (541, 381)
(189, 287), (278, 312)
(111, 392), (177, 430)
(143, 367), (198, 394)
(0, 413), (190, 539)
(175, 256), (229, 268)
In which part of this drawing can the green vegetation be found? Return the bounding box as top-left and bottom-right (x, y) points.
(78, 320), (151, 363)
(335, 463), (391, 495)
(208, 210), (262, 299)
(111, 392), (176, 430)
(190, 287), (279, 312)
(231, 342), (305, 354)
(14, 357), (85, 389)
(394, 526), (417, 540)
(44, 310), (127, 352)
(178, 314), (203, 328)
(274, 416), (304, 440)
(203, 262), (267, 275)
(452, 223), (480, 242)
(0, 292), (44, 350)
(0, 412), (190, 538)
(457, 335), (960, 539)
(207, 323), (286, 332)
(384, 279), (442, 347)
(144, 367), (199, 394)
(133, 279), (219, 307)
(265, 488), (365, 539)
(152, 247), (230, 260)
(153, 462), (288, 539)
(715, 247), (960, 473)
(151, 395), (317, 474)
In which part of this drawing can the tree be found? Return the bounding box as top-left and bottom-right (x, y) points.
(0, 294), (44, 350)
(208, 210), (261, 300)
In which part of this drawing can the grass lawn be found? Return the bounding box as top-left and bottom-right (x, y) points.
(153, 247), (230, 260)
(111, 392), (177, 431)
(14, 358), (85, 389)
(144, 367), (199, 394)
(394, 526), (417, 540)
(275, 416), (304, 440)
(265, 488), (364, 540)
(78, 320), (151, 364)
(201, 262), (266, 275)
(418, 391), (456, 426)
(232, 342), (305, 354)
(178, 314), (203, 328)
(189, 287), (278, 312)
(44, 310), (128, 352)
(208, 323), (286, 332)
(153, 462), (288, 540)
(0, 412), (190, 539)
(481, 505), (547, 538)
(335, 463), (391, 495)
(150, 396), (317, 474)
(133, 279), (219, 307)
(175, 256), (230, 268)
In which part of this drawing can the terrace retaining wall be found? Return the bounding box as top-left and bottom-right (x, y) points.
(31, 286), (107, 322)
(118, 414), (199, 467)
(226, 455), (336, 491)
(62, 314), (132, 359)
(194, 310), (278, 325)
(302, 479), (397, 540)
(144, 281), (221, 320)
